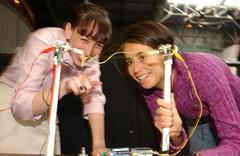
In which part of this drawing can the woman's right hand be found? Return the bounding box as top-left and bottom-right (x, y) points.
(60, 70), (102, 98)
(154, 94), (182, 138)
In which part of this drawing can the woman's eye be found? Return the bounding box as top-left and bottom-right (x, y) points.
(126, 60), (132, 65)
(96, 43), (103, 49)
(139, 55), (146, 61)
(80, 38), (89, 43)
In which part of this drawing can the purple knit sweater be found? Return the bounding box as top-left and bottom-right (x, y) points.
(142, 52), (240, 156)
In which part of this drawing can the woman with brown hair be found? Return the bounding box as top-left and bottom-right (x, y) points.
(121, 21), (240, 156)
(0, 3), (111, 155)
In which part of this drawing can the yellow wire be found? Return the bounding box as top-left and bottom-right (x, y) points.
(81, 51), (126, 66)
(79, 49), (161, 66)
(169, 49), (203, 156)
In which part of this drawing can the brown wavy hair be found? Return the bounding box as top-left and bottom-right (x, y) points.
(67, 2), (112, 44)
(122, 21), (175, 49)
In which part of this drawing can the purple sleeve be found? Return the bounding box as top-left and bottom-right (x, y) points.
(170, 128), (188, 150)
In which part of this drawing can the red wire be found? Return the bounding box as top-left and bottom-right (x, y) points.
(11, 47), (55, 109)
(41, 47), (55, 54)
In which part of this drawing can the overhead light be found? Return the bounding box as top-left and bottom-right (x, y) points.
(13, 0), (20, 5)
(184, 19), (193, 29)
(185, 22), (193, 29)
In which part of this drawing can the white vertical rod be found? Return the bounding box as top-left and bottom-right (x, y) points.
(161, 54), (173, 152)
(46, 53), (62, 156)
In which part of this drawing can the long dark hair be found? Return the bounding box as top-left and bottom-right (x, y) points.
(122, 21), (175, 49)
(68, 2), (112, 44)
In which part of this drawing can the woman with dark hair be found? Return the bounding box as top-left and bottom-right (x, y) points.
(121, 21), (240, 156)
(0, 3), (111, 155)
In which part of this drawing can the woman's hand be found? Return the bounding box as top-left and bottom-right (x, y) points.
(92, 146), (110, 156)
(60, 70), (101, 98)
(64, 75), (101, 95)
(154, 94), (182, 139)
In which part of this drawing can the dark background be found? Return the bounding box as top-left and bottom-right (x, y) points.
(26, 0), (161, 29)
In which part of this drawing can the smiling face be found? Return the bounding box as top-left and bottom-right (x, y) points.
(123, 42), (165, 89)
(63, 3), (112, 67)
(65, 22), (104, 67)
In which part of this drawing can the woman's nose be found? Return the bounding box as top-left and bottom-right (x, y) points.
(84, 44), (95, 57)
(132, 61), (144, 73)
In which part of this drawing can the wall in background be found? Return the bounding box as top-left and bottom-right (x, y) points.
(0, 2), (32, 54)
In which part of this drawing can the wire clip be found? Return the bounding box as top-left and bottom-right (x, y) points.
(54, 40), (85, 55)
